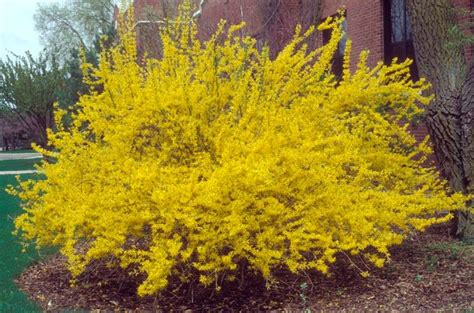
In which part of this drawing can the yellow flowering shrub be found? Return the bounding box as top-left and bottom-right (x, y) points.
(13, 9), (467, 296)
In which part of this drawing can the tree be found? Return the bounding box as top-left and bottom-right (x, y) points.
(34, 0), (118, 126)
(14, 12), (467, 296)
(0, 52), (63, 147)
(34, 0), (116, 61)
(406, 0), (474, 241)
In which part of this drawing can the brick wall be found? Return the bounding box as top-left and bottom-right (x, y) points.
(133, 0), (200, 57)
(132, 0), (472, 64)
(321, 0), (384, 69)
(259, 0), (319, 57)
(452, 0), (473, 63)
(197, 0), (319, 57)
(197, 0), (264, 40)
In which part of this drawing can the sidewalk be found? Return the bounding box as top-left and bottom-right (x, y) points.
(0, 170), (38, 175)
(0, 153), (42, 161)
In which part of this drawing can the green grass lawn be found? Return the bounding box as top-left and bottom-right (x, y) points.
(0, 158), (42, 172)
(0, 149), (36, 154)
(0, 169), (44, 311)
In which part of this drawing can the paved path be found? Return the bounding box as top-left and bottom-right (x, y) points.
(0, 152), (42, 175)
(0, 153), (42, 161)
(0, 170), (38, 175)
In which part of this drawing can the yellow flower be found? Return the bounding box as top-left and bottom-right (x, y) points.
(13, 5), (468, 297)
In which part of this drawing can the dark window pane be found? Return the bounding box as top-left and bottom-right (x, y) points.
(338, 19), (348, 55)
(406, 14), (412, 40)
(390, 0), (413, 42)
(384, 0), (418, 80)
(391, 0), (405, 43)
(322, 16), (347, 79)
(322, 28), (331, 45)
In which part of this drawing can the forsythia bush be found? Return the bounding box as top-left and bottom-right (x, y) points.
(13, 9), (467, 296)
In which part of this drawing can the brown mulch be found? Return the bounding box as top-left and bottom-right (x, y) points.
(16, 223), (474, 312)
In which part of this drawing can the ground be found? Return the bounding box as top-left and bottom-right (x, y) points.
(16, 222), (474, 312)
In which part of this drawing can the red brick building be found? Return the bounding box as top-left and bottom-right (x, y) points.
(133, 0), (472, 67)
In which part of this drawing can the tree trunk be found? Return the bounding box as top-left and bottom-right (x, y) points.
(406, 0), (473, 241)
(461, 61), (474, 194)
(459, 60), (474, 240)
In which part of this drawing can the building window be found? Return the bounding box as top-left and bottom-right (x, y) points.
(322, 17), (347, 79)
(384, 0), (419, 80)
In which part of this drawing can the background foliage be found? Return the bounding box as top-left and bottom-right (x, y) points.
(34, 0), (116, 62)
(0, 53), (63, 147)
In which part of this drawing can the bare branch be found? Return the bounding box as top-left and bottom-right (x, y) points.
(192, 0), (207, 19)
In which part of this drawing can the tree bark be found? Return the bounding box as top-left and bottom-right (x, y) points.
(459, 60), (474, 240)
(406, 0), (473, 241)
(461, 61), (474, 194)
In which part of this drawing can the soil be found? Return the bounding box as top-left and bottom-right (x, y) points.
(16, 222), (474, 312)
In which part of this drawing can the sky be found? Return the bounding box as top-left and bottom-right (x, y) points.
(0, 0), (55, 60)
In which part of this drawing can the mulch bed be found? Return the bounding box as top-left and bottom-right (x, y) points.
(16, 222), (474, 312)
